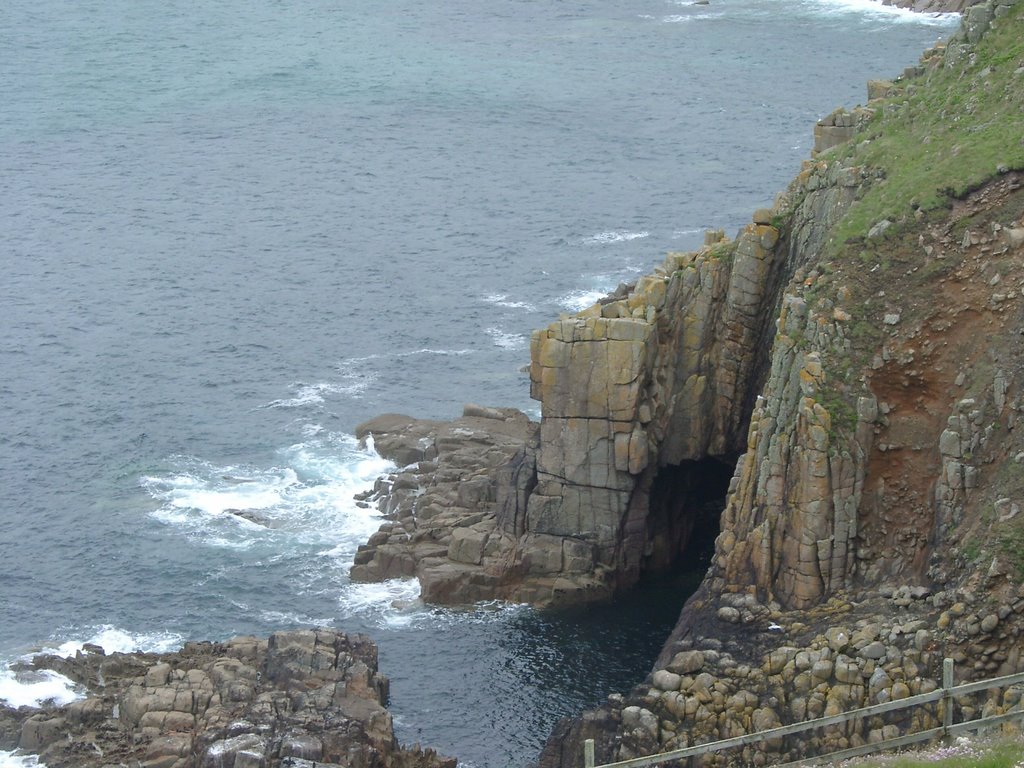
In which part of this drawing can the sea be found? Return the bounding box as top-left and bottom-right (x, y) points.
(0, 0), (958, 765)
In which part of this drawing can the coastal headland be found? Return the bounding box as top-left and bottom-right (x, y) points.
(3, 1), (1023, 766)
(351, 1), (1024, 764)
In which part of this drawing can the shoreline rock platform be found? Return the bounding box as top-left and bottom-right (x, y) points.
(0, 629), (455, 768)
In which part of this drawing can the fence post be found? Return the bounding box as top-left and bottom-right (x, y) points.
(942, 657), (955, 739)
(584, 739), (595, 768)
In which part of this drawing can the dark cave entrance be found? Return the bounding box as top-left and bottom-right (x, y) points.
(640, 455), (739, 587)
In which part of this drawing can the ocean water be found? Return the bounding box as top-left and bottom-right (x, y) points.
(0, 0), (957, 765)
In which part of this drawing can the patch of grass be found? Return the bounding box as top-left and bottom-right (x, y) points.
(962, 537), (982, 564)
(818, 385), (859, 442)
(828, 5), (1024, 248)
(843, 737), (1024, 768)
(706, 241), (736, 264)
(848, 318), (883, 351)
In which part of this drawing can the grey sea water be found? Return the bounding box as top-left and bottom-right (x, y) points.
(1, 0), (957, 765)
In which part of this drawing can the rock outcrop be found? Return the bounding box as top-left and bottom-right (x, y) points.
(535, 1), (1024, 764)
(354, 0), (1023, 613)
(355, 0), (1024, 765)
(0, 629), (454, 768)
(352, 158), (865, 607)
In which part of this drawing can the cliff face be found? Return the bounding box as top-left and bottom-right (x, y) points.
(536, 1), (1024, 764)
(355, 0), (1024, 763)
(353, 0), (1024, 617)
(521, 229), (779, 587)
(541, 158), (1024, 763)
(521, 172), (861, 597)
(351, 163), (863, 607)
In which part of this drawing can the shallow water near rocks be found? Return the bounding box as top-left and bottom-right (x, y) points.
(0, 0), (958, 764)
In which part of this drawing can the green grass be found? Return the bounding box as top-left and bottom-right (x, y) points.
(784, 8), (1024, 466)
(827, 5), (1024, 248)
(840, 737), (1024, 768)
(706, 240), (736, 263)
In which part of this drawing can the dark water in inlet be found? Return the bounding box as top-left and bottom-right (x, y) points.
(0, 0), (957, 765)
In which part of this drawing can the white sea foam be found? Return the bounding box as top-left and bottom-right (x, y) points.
(671, 228), (705, 239)
(143, 464), (299, 528)
(803, 0), (959, 24)
(0, 750), (46, 768)
(485, 327), (528, 350)
(45, 626), (184, 657)
(257, 608), (337, 627)
(282, 436), (393, 549)
(336, 580), (530, 630)
(342, 578), (424, 619)
(301, 422), (325, 438)
(558, 289), (609, 312)
(141, 435), (393, 555)
(0, 669), (80, 709)
(580, 230), (649, 245)
(264, 382), (334, 408)
(263, 375), (375, 409)
(204, 535), (260, 549)
(344, 349), (474, 362)
(660, 12), (720, 22)
(0, 626), (182, 711)
(482, 293), (537, 311)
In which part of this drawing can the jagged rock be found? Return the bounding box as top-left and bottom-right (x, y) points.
(867, 80), (896, 100)
(859, 641), (888, 661)
(6, 631), (455, 768)
(825, 627), (851, 653)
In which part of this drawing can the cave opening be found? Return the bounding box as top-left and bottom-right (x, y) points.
(640, 455), (739, 588)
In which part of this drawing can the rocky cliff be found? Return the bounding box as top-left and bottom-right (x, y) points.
(350, 145), (864, 608)
(0, 629), (454, 768)
(535, 1), (1024, 764)
(352, 0), (1024, 764)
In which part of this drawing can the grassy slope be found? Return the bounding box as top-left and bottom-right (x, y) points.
(829, 3), (1024, 247)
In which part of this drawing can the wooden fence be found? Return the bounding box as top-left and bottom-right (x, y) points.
(583, 658), (1024, 768)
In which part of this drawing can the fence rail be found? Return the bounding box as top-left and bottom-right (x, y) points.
(583, 659), (1024, 768)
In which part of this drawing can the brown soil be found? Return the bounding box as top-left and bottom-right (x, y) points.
(828, 172), (1024, 587)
